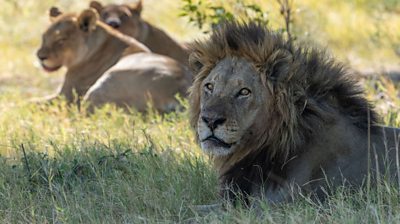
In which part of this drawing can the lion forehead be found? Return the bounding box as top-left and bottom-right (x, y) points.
(205, 57), (260, 87)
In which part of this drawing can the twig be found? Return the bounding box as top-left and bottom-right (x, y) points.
(277, 0), (294, 43)
(21, 144), (32, 180)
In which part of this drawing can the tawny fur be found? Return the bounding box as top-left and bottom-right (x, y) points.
(36, 8), (191, 112)
(89, 0), (189, 66)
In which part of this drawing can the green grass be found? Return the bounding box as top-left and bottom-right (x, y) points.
(1, 0), (400, 223)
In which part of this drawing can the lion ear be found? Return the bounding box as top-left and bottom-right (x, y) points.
(49, 7), (62, 22)
(128, 0), (142, 15)
(78, 9), (99, 32)
(266, 49), (294, 82)
(189, 52), (205, 74)
(89, 1), (103, 14)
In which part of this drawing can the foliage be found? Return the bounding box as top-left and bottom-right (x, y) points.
(180, 0), (297, 42)
(180, 0), (269, 31)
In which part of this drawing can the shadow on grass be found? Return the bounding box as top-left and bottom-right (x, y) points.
(3, 142), (400, 223)
(0, 141), (217, 223)
(2, 127), (400, 223)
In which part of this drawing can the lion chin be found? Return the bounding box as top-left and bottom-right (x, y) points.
(200, 136), (235, 156)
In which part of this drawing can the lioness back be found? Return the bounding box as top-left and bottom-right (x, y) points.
(84, 52), (191, 112)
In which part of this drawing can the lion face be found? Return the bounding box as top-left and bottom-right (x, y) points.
(90, 1), (143, 39)
(36, 8), (100, 72)
(197, 57), (269, 156)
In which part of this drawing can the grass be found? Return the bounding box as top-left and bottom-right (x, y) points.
(0, 0), (400, 223)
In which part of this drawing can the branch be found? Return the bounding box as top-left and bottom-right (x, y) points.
(277, 0), (294, 43)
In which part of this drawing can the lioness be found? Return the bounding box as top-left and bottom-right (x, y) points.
(89, 0), (189, 66)
(188, 22), (400, 204)
(36, 7), (191, 112)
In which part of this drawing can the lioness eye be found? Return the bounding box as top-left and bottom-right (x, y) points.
(238, 88), (251, 96)
(205, 83), (214, 92)
(102, 12), (109, 19)
(121, 13), (129, 19)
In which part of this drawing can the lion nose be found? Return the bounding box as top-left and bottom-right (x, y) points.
(202, 116), (226, 130)
(106, 18), (121, 28)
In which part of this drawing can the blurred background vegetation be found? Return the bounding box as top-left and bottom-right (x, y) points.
(0, 0), (399, 98)
(1, 0), (398, 130)
(1, 0), (399, 96)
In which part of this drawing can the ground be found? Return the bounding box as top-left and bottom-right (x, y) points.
(0, 0), (400, 223)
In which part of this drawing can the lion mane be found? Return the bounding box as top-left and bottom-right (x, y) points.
(188, 22), (380, 201)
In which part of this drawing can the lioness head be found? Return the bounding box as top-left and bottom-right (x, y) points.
(89, 0), (143, 39)
(36, 7), (100, 72)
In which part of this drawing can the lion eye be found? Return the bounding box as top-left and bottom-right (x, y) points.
(57, 38), (67, 45)
(238, 88), (251, 96)
(205, 83), (214, 92)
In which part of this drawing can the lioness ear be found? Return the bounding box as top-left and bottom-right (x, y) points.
(49, 7), (62, 22)
(266, 49), (294, 82)
(189, 52), (205, 74)
(89, 1), (103, 13)
(78, 9), (99, 32)
(128, 0), (142, 15)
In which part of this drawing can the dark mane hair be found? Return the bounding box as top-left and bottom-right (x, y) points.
(188, 21), (380, 202)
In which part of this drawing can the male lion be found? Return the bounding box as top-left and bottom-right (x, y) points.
(36, 7), (191, 112)
(188, 22), (400, 204)
(89, 0), (189, 66)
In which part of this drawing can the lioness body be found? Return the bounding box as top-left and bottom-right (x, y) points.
(85, 53), (190, 112)
(37, 8), (191, 112)
(51, 20), (129, 102)
(188, 22), (400, 204)
(90, 0), (189, 65)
